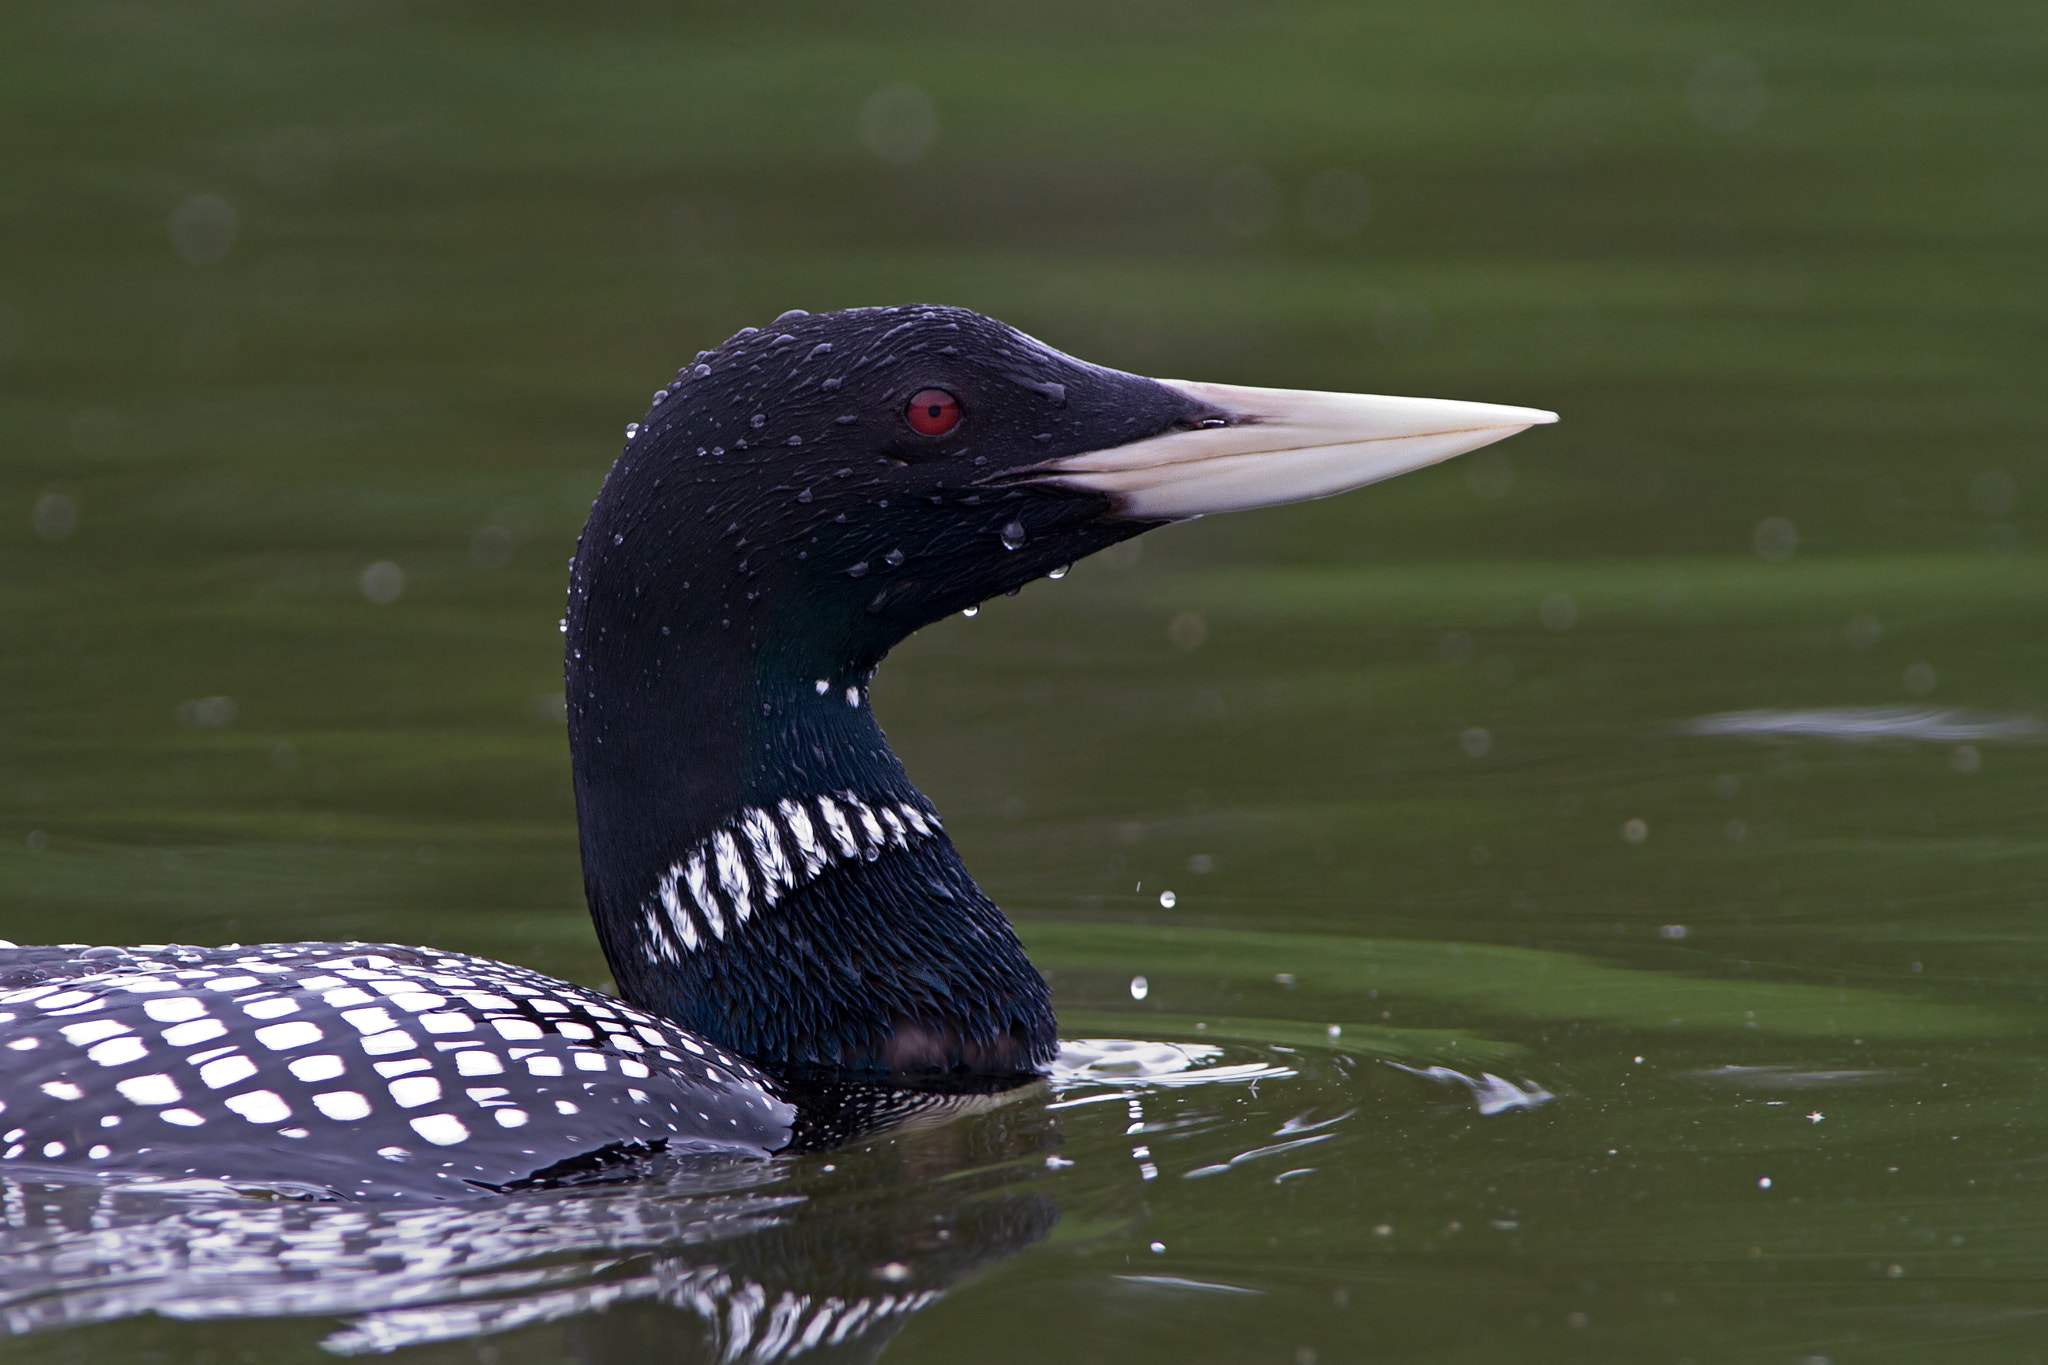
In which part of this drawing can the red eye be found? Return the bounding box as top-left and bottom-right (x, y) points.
(905, 388), (962, 437)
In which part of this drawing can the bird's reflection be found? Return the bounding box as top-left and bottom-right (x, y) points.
(0, 1075), (1059, 1361)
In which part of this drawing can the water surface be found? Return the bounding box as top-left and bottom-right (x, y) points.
(3, 0), (2046, 1359)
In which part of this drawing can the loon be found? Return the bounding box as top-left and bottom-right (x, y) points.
(0, 306), (1553, 1201)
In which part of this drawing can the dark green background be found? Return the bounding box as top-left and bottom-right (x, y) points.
(3, 0), (2046, 1360)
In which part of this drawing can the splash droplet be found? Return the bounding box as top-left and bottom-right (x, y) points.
(1129, 975), (1149, 1001)
(1158, 890), (1177, 908)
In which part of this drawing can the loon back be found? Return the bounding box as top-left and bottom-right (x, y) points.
(0, 304), (1553, 1197)
(565, 304), (1553, 1076)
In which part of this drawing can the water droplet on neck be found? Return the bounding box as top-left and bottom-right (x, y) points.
(1048, 564), (1070, 579)
(1000, 521), (1026, 550)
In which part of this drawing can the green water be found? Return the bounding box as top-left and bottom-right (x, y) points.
(4, 0), (2047, 1359)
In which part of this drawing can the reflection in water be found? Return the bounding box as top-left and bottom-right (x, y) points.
(1680, 707), (2044, 742)
(0, 1081), (1062, 1360)
(1387, 1064), (1555, 1116)
(0, 1041), (1302, 1357)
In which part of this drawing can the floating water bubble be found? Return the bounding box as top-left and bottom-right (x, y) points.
(1539, 592), (1577, 630)
(25, 831), (45, 851)
(31, 493), (77, 543)
(1129, 976), (1150, 1000)
(1461, 727), (1492, 757)
(1843, 614), (1883, 650)
(859, 84), (938, 165)
(999, 521), (1025, 550)
(1752, 516), (1797, 561)
(360, 561), (404, 605)
(1158, 890), (1177, 909)
(471, 524), (513, 569)
(1168, 611), (1208, 650)
(1661, 924), (1689, 940)
(1187, 854), (1213, 874)
(1952, 744), (1981, 773)
(1712, 774), (1740, 797)
(1622, 818), (1648, 843)
(168, 194), (238, 265)
(176, 696), (237, 730)
(1902, 662), (1937, 696)
(1439, 631), (1474, 665)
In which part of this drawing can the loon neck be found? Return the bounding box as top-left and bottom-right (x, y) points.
(566, 579), (1054, 1075)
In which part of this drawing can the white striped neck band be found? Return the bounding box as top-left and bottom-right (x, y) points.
(637, 792), (942, 961)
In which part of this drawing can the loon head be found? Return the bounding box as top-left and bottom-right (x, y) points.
(566, 305), (1553, 1079)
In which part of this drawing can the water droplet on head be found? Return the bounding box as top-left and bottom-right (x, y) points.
(694, 364), (711, 378)
(749, 413), (766, 429)
(774, 309), (809, 323)
(884, 549), (904, 566)
(1048, 564), (1069, 579)
(847, 561), (870, 578)
(796, 488), (813, 503)
(961, 605), (979, 617)
(821, 376), (842, 391)
(808, 343), (833, 359)
(612, 533), (624, 546)
(1000, 521), (1026, 550)
(787, 435), (802, 447)
(650, 390), (666, 404)
(624, 423), (640, 439)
